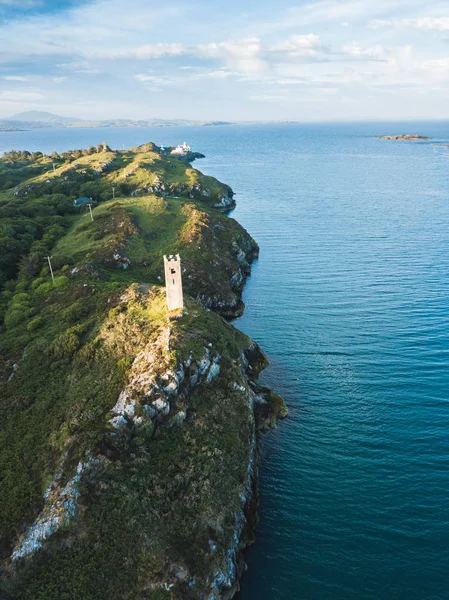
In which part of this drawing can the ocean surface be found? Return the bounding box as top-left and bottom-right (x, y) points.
(1, 122), (449, 600)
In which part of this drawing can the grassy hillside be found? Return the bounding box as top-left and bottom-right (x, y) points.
(0, 142), (285, 600)
(0, 143), (234, 290)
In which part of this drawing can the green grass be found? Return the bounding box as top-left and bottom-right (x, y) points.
(54, 202), (122, 259)
(125, 195), (187, 263)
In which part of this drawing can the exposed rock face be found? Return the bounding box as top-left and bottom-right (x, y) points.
(179, 205), (259, 319)
(212, 189), (236, 210)
(181, 151), (206, 163)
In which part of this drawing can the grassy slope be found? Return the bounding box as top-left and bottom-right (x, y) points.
(53, 194), (257, 313)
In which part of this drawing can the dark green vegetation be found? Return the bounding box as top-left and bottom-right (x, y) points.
(0, 143), (285, 599)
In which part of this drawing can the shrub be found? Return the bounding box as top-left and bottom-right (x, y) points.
(31, 277), (45, 289)
(27, 316), (44, 331)
(15, 281), (29, 293)
(63, 301), (86, 323)
(35, 282), (53, 295)
(49, 326), (83, 360)
(4, 305), (31, 328)
(53, 276), (69, 289)
(10, 292), (31, 306)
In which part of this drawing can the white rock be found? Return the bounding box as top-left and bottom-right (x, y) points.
(206, 363), (220, 383)
(143, 405), (156, 418)
(198, 358), (211, 375)
(170, 411), (186, 427)
(232, 382), (246, 393)
(111, 391), (135, 418)
(109, 415), (127, 428)
(152, 398), (170, 416)
(164, 381), (178, 395)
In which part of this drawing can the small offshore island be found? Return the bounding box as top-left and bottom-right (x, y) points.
(0, 143), (286, 599)
(376, 134), (431, 141)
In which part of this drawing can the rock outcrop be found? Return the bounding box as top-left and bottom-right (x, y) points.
(376, 134), (431, 141)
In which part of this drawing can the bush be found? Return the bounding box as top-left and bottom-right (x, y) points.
(27, 316), (44, 331)
(15, 281), (29, 293)
(31, 277), (45, 290)
(4, 305), (31, 328)
(49, 326), (83, 359)
(63, 301), (87, 323)
(35, 282), (53, 295)
(53, 276), (69, 289)
(10, 292), (31, 306)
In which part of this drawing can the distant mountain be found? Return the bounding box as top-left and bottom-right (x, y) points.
(7, 111), (81, 125)
(0, 111), (233, 131)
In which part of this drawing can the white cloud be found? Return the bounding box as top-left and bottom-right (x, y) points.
(251, 87), (340, 103)
(0, 1), (188, 60)
(134, 74), (168, 83)
(194, 69), (233, 79)
(1, 75), (29, 81)
(105, 43), (187, 60)
(370, 17), (449, 31)
(417, 56), (449, 80)
(197, 38), (267, 76)
(254, 0), (425, 33)
(271, 34), (329, 57)
(74, 68), (102, 75)
(0, 90), (44, 101)
(342, 42), (387, 60)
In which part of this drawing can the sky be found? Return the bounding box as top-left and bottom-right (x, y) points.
(0, 0), (449, 122)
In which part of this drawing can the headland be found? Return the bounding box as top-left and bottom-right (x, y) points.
(0, 142), (286, 599)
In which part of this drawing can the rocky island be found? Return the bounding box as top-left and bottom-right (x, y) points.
(0, 142), (286, 599)
(376, 134), (431, 141)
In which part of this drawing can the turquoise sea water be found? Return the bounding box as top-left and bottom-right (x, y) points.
(1, 123), (448, 599)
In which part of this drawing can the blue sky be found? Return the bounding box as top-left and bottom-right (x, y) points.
(0, 0), (449, 121)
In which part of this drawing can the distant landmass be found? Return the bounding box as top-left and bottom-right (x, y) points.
(0, 111), (233, 131)
(376, 133), (431, 141)
(8, 111), (79, 124)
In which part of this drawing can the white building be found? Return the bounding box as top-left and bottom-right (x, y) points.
(170, 142), (191, 155)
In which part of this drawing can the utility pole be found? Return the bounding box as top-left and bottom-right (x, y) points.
(112, 187), (115, 199)
(87, 203), (94, 222)
(45, 256), (54, 282)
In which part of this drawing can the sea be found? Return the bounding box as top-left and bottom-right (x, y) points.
(1, 122), (448, 600)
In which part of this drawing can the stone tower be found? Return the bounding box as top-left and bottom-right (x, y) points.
(163, 254), (184, 311)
